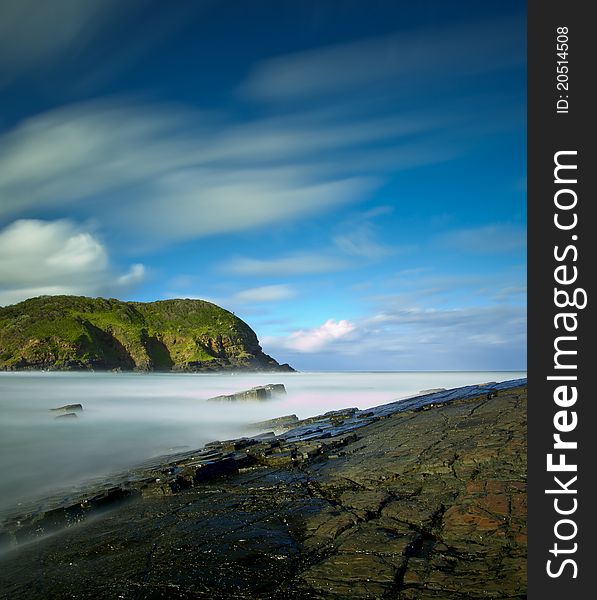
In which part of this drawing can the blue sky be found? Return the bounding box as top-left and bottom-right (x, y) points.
(0, 0), (526, 371)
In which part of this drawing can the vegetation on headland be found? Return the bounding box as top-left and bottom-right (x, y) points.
(0, 295), (293, 372)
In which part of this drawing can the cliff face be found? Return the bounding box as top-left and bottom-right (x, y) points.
(0, 296), (293, 372)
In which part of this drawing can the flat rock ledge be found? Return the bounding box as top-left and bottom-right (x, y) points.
(0, 379), (527, 600)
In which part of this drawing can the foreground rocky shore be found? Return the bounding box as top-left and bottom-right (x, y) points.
(0, 380), (527, 599)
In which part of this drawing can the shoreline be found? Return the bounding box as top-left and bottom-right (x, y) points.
(0, 378), (527, 599)
(0, 378), (525, 528)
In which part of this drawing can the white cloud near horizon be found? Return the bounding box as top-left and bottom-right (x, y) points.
(263, 319), (356, 353)
(263, 303), (526, 370)
(0, 219), (145, 306)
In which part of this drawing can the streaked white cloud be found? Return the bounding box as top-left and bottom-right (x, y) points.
(491, 285), (527, 302)
(162, 285), (296, 311)
(131, 173), (375, 242)
(0, 100), (195, 217)
(0, 85), (516, 247)
(241, 16), (524, 101)
(437, 224), (527, 253)
(221, 253), (350, 277)
(0, 0), (117, 82)
(233, 284), (295, 303)
(0, 100), (390, 242)
(221, 206), (403, 277)
(0, 219), (144, 305)
(0, 0), (202, 90)
(380, 269), (527, 307)
(117, 264), (146, 286)
(332, 211), (399, 259)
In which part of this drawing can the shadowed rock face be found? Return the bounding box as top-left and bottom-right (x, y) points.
(208, 383), (287, 402)
(49, 403), (83, 413)
(0, 381), (527, 599)
(250, 413), (299, 429)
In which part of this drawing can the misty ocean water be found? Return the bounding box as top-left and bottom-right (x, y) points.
(0, 371), (525, 515)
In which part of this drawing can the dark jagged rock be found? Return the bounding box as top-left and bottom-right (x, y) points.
(0, 379), (527, 599)
(49, 403), (83, 413)
(208, 383), (287, 402)
(0, 295), (294, 373)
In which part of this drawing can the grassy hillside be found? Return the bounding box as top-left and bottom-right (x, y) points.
(0, 296), (293, 372)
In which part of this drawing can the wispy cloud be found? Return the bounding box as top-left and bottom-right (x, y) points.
(0, 99), (387, 243)
(233, 284), (295, 303)
(0, 77), (522, 246)
(332, 206), (402, 259)
(116, 264), (145, 287)
(0, 0), (202, 90)
(0, 219), (144, 306)
(437, 224), (527, 254)
(263, 303), (526, 370)
(0, 0), (118, 84)
(241, 15), (524, 101)
(131, 172), (375, 243)
(333, 228), (394, 259)
(220, 253), (350, 277)
(371, 268), (527, 311)
(222, 205), (407, 277)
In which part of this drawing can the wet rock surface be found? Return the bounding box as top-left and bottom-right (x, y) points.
(250, 414), (299, 430)
(49, 403), (83, 413)
(0, 379), (527, 599)
(208, 383), (287, 402)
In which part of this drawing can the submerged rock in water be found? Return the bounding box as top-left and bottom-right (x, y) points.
(208, 383), (287, 402)
(54, 412), (78, 420)
(50, 403), (83, 413)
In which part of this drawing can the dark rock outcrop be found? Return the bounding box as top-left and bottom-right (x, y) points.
(250, 414), (299, 430)
(208, 383), (287, 402)
(49, 403), (83, 413)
